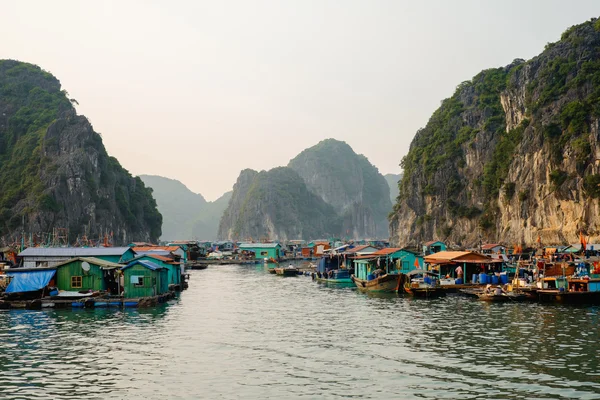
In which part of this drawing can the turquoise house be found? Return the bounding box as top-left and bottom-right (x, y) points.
(423, 241), (447, 256)
(239, 243), (282, 260)
(130, 255), (182, 287)
(121, 260), (169, 298)
(353, 248), (423, 278)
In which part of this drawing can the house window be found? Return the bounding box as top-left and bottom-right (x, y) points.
(71, 276), (82, 288)
(260, 251), (268, 256)
(132, 275), (145, 287)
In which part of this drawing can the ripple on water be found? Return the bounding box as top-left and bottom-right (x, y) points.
(1, 264), (600, 399)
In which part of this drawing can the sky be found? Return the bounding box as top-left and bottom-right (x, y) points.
(2, 1), (600, 200)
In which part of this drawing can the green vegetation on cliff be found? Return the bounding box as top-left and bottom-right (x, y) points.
(392, 16), (600, 247)
(0, 60), (162, 243)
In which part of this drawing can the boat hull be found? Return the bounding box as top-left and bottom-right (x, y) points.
(274, 268), (298, 277)
(404, 286), (445, 298)
(352, 274), (400, 293)
(538, 290), (600, 304)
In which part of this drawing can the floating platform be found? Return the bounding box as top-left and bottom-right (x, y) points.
(0, 292), (176, 310)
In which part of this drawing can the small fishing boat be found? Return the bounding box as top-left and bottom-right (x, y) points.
(476, 291), (527, 302)
(404, 269), (445, 298)
(311, 254), (353, 284)
(189, 263), (208, 270)
(351, 273), (400, 293)
(274, 265), (299, 277)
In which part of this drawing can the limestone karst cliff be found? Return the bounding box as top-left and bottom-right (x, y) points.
(217, 168), (341, 241)
(218, 139), (390, 241)
(0, 60), (162, 244)
(288, 139), (391, 239)
(390, 18), (600, 247)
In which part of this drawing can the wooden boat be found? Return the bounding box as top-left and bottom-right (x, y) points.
(189, 263), (208, 270)
(537, 278), (600, 304)
(476, 292), (527, 302)
(313, 254), (353, 284)
(351, 274), (400, 293)
(404, 269), (445, 298)
(274, 266), (299, 277)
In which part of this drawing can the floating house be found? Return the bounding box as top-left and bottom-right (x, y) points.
(481, 244), (506, 254)
(238, 243), (282, 260)
(130, 254), (182, 287)
(18, 247), (136, 268)
(424, 251), (500, 284)
(132, 246), (185, 262)
(311, 241), (331, 257)
(54, 257), (122, 293)
(353, 248), (424, 278)
(423, 241), (447, 255)
(121, 260), (169, 298)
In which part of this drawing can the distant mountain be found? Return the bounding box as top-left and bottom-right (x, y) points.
(139, 175), (229, 241)
(218, 168), (341, 241)
(288, 139), (391, 238)
(384, 173), (402, 203)
(218, 139), (391, 241)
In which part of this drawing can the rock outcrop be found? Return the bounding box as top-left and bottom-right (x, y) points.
(390, 18), (600, 247)
(218, 168), (340, 241)
(288, 139), (391, 238)
(0, 60), (162, 244)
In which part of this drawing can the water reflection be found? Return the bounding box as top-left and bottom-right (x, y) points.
(0, 265), (599, 399)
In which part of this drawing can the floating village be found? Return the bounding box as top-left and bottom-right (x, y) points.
(1, 233), (600, 309)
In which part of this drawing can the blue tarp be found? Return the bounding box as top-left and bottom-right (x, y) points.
(5, 269), (56, 293)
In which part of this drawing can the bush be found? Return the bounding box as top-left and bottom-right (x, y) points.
(549, 169), (568, 189)
(503, 182), (516, 200)
(583, 174), (600, 198)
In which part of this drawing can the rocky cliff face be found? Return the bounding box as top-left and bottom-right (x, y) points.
(390, 18), (600, 247)
(0, 60), (162, 244)
(384, 173), (402, 203)
(288, 139), (391, 238)
(218, 168), (340, 241)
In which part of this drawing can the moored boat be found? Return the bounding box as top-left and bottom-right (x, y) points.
(351, 273), (400, 293)
(404, 269), (445, 298)
(312, 254), (353, 284)
(274, 265), (299, 277)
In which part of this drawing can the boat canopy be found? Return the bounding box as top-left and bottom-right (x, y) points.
(317, 255), (342, 273)
(5, 268), (56, 293)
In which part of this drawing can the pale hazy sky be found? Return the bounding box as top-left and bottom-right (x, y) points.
(2, 1), (599, 200)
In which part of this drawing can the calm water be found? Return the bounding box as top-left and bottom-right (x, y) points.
(1, 264), (600, 399)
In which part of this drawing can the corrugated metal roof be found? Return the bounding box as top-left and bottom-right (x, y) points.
(53, 257), (122, 270)
(424, 241), (444, 246)
(132, 246), (181, 252)
(122, 260), (164, 271)
(239, 243), (280, 249)
(18, 247), (133, 257)
(373, 247), (403, 255)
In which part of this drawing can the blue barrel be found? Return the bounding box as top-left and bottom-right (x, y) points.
(367, 274), (375, 281)
(472, 274), (478, 284)
(500, 274), (508, 284)
(424, 276), (432, 284)
(479, 273), (487, 284)
(491, 275), (499, 284)
(455, 278), (463, 285)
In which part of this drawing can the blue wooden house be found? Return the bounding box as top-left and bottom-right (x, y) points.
(423, 241), (447, 256)
(238, 243), (282, 260)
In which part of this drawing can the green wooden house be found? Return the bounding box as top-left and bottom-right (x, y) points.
(238, 243), (282, 260)
(54, 257), (122, 292)
(130, 254), (182, 287)
(121, 260), (169, 298)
